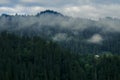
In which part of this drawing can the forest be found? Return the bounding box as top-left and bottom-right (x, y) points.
(0, 32), (120, 80)
(0, 11), (120, 54)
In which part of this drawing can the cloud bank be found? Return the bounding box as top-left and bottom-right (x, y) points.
(87, 34), (103, 44)
(0, 0), (120, 18)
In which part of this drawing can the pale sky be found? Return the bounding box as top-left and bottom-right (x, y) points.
(0, 0), (120, 18)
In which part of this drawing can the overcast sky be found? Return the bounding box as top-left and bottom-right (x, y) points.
(0, 0), (120, 18)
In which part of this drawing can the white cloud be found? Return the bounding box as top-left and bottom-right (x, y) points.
(20, 0), (92, 4)
(60, 4), (120, 18)
(0, 0), (10, 4)
(62, 5), (98, 18)
(0, 0), (120, 18)
(21, 0), (40, 3)
(87, 34), (103, 44)
(0, 6), (45, 15)
(53, 33), (72, 41)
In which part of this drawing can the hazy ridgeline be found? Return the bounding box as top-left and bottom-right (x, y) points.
(0, 10), (120, 80)
(0, 10), (120, 54)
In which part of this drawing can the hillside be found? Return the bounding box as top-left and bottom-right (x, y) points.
(0, 10), (120, 54)
(0, 32), (120, 80)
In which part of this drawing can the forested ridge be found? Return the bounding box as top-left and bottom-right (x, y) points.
(1, 11), (120, 54)
(0, 32), (120, 80)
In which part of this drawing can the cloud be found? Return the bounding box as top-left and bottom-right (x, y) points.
(52, 33), (72, 41)
(61, 4), (120, 18)
(87, 34), (103, 44)
(0, 0), (120, 18)
(20, 0), (92, 6)
(62, 5), (98, 18)
(0, 0), (10, 4)
(93, 0), (120, 4)
(21, 0), (40, 3)
(0, 6), (46, 15)
(18, 0), (120, 7)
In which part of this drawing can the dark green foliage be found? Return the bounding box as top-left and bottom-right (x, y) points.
(0, 32), (120, 80)
(36, 10), (63, 16)
(0, 13), (120, 54)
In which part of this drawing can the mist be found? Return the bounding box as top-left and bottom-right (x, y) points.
(0, 12), (120, 30)
(0, 10), (120, 44)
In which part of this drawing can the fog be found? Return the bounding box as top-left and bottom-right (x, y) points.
(87, 34), (103, 44)
(0, 12), (120, 32)
(0, 11), (120, 44)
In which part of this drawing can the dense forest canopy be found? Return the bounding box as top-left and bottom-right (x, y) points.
(0, 32), (120, 80)
(0, 10), (120, 80)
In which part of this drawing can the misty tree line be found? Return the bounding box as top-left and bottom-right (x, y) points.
(57, 28), (120, 54)
(0, 32), (120, 80)
(1, 12), (120, 55)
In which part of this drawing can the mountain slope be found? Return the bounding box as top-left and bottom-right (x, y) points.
(0, 32), (120, 80)
(0, 10), (120, 54)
